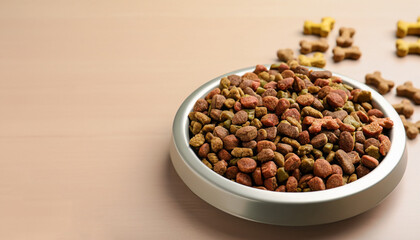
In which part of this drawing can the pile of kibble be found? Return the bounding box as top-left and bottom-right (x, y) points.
(188, 61), (393, 192)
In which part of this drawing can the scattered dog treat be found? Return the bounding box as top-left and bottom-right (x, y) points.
(189, 62), (394, 192)
(298, 52), (326, 68)
(396, 16), (420, 38)
(277, 48), (295, 62)
(365, 71), (394, 94)
(336, 27), (355, 47)
(400, 115), (420, 139)
(393, 99), (414, 118)
(396, 39), (420, 57)
(332, 46), (362, 62)
(396, 81), (420, 104)
(299, 38), (329, 54)
(303, 17), (335, 37)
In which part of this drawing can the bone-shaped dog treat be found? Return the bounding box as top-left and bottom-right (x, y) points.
(299, 38), (329, 54)
(397, 17), (420, 38)
(336, 27), (355, 47)
(332, 46), (361, 62)
(395, 39), (420, 57)
(304, 17), (335, 37)
(393, 99), (414, 118)
(277, 48), (295, 62)
(365, 71), (394, 94)
(400, 115), (420, 139)
(298, 52), (326, 68)
(396, 81), (420, 105)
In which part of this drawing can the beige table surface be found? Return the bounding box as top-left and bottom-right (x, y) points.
(1, 0), (420, 239)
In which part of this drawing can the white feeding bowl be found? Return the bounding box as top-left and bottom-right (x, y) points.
(170, 65), (407, 226)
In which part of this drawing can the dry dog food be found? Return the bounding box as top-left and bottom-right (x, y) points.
(298, 52), (326, 68)
(304, 17), (335, 37)
(277, 48), (295, 62)
(400, 115), (420, 139)
(365, 71), (394, 94)
(332, 46), (362, 62)
(393, 99), (414, 118)
(396, 81), (420, 104)
(397, 17), (420, 38)
(396, 39), (420, 57)
(300, 38), (329, 54)
(189, 62), (394, 192)
(336, 27), (355, 47)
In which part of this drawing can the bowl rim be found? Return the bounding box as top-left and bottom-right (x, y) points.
(172, 65), (406, 204)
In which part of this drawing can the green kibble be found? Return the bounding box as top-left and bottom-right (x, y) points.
(299, 88), (309, 95)
(220, 77), (230, 89)
(356, 90), (372, 103)
(230, 125), (241, 134)
(202, 159), (213, 169)
(244, 109), (255, 120)
(291, 92), (298, 100)
(300, 158), (314, 173)
(302, 106), (323, 118)
(274, 152), (285, 167)
(260, 79), (268, 87)
(275, 73), (283, 82)
(201, 124), (215, 133)
(344, 115), (361, 128)
(303, 188), (311, 192)
(273, 136), (281, 145)
(342, 175), (349, 185)
(190, 121), (202, 135)
(270, 63), (281, 69)
(220, 110), (234, 121)
(224, 98), (235, 109)
(323, 143), (333, 153)
(255, 106), (267, 118)
(258, 72), (270, 81)
(308, 86), (321, 94)
(297, 144), (313, 156)
(343, 101), (355, 113)
(256, 87), (266, 95)
(229, 158), (240, 166)
(343, 84), (353, 91)
(361, 102), (372, 111)
(282, 137), (301, 149)
(348, 173), (357, 183)
(326, 151), (335, 162)
(312, 149), (323, 159)
(276, 167), (289, 183)
(251, 118), (262, 129)
(366, 145), (380, 159)
(229, 87), (241, 100)
(332, 144), (339, 151)
(223, 119), (231, 129)
(277, 91), (289, 98)
(221, 88), (230, 97)
(286, 116), (302, 132)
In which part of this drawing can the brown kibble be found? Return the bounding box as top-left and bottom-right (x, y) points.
(309, 70), (332, 81)
(213, 160), (228, 175)
(396, 81), (420, 105)
(296, 94), (315, 106)
(365, 71), (394, 94)
(311, 133), (328, 148)
(206, 88), (221, 100)
(299, 38), (329, 54)
(257, 140), (276, 153)
(236, 172), (252, 186)
(335, 149), (355, 174)
(313, 159), (332, 178)
(264, 177), (278, 191)
(298, 130), (310, 145)
(242, 140), (257, 149)
(275, 98), (290, 116)
(336, 27), (355, 47)
(265, 127), (277, 140)
(308, 176), (326, 191)
(242, 72), (260, 82)
(213, 126), (229, 139)
(193, 99), (209, 112)
(217, 149), (232, 161)
(339, 131), (354, 152)
(275, 185), (286, 192)
(262, 96), (279, 112)
(361, 155), (379, 169)
(223, 135), (239, 150)
(333, 46), (361, 62)
(198, 143), (210, 158)
(277, 122), (299, 139)
(237, 158), (257, 173)
(298, 174), (314, 188)
(277, 143), (293, 155)
(235, 126), (258, 142)
(367, 109), (384, 118)
(393, 99), (414, 118)
(331, 164), (343, 175)
(252, 167), (263, 186)
(378, 134), (391, 156)
(228, 75), (241, 87)
(281, 108), (301, 121)
(277, 77), (294, 90)
(326, 92), (345, 108)
(240, 96), (258, 109)
(226, 166), (239, 179)
(261, 114), (279, 127)
(284, 154), (301, 172)
(347, 151), (361, 164)
(356, 165), (370, 178)
(364, 138), (380, 150)
(232, 110), (248, 125)
(277, 48), (295, 62)
(211, 94), (226, 109)
(257, 148), (275, 162)
(362, 122), (383, 138)
(326, 174), (343, 189)
(262, 161), (277, 178)
(286, 176), (298, 192)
